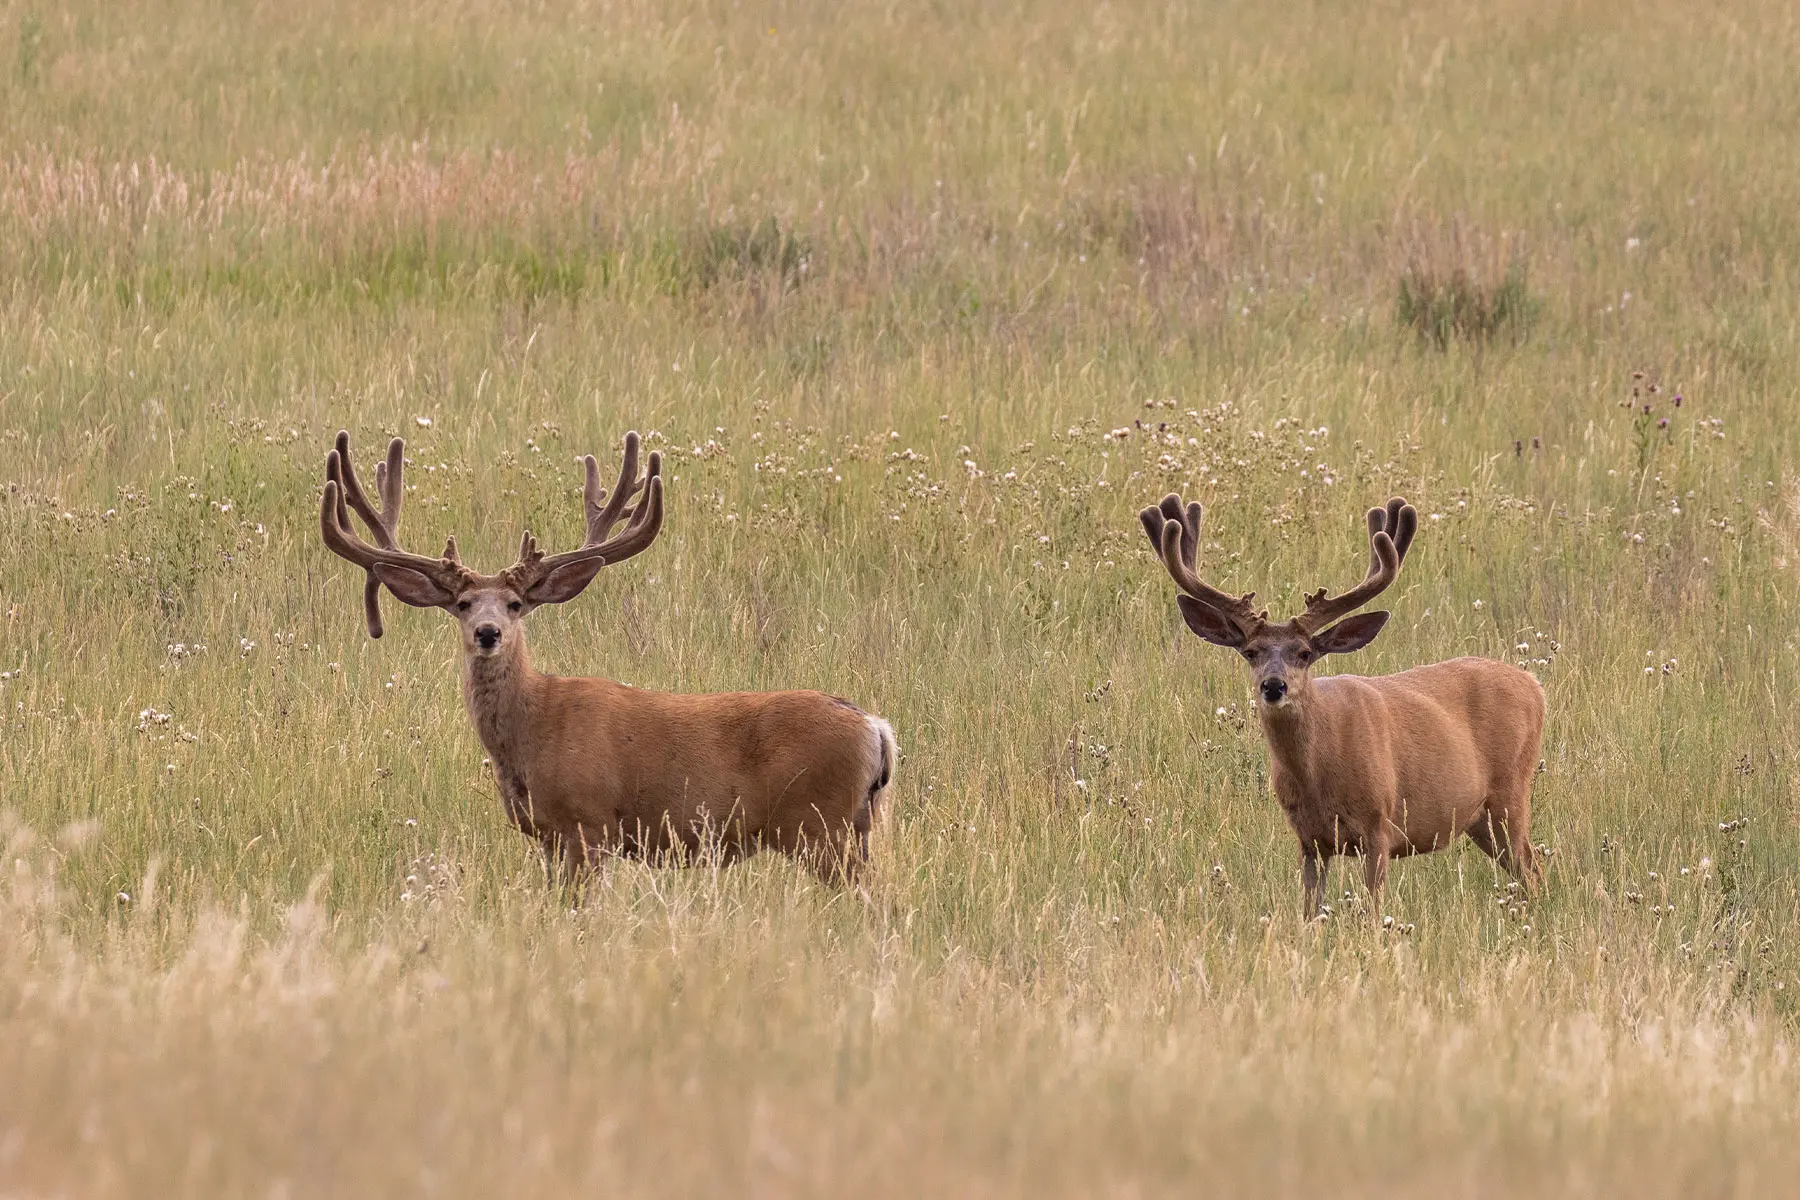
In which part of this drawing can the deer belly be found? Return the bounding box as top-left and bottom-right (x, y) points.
(1277, 793), (1375, 855)
(1274, 769), (1481, 856)
(607, 798), (753, 856)
(1388, 769), (1488, 851)
(516, 765), (684, 858)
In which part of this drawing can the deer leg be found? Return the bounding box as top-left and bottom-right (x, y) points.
(768, 799), (861, 887)
(1301, 847), (1330, 920)
(1464, 813), (1501, 861)
(1510, 831), (1542, 894)
(1472, 803), (1541, 894)
(495, 768), (539, 839)
(1361, 830), (1390, 921)
(495, 769), (574, 877)
(802, 820), (863, 886)
(1494, 792), (1542, 894)
(563, 823), (615, 882)
(694, 802), (756, 870)
(527, 828), (582, 890)
(782, 830), (859, 886)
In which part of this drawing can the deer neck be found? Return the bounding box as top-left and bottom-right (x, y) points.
(1258, 692), (1323, 791)
(461, 636), (537, 769)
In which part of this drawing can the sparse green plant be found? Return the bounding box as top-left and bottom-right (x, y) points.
(15, 12), (43, 85)
(1397, 255), (1537, 348)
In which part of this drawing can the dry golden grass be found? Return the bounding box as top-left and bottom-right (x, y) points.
(4, 0), (1800, 1193)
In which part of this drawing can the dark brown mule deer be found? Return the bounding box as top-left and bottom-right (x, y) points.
(1140, 494), (1545, 918)
(319, 431), (896, 881)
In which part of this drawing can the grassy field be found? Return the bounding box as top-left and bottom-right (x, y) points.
(4, 0), (1800, 1192)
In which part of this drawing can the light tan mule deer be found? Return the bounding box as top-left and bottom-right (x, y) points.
(1140, 494), (1545, 918)
(319, 430), (897, 882)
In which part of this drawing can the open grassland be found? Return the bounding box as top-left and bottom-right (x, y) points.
(4, 0), (1800, 1193)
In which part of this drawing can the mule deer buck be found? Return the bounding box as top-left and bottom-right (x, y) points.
(1140, 494), (1545, 918)
(319, 430), (896, 881)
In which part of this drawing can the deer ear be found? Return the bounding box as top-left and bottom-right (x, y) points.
(1312, 610), (1390, 656)
(1176, 595), (1247, 648)
(524, 558), (607, 606)
(371, 563), (455, 609)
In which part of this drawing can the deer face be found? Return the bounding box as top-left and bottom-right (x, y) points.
(1174, 594), (1394, 711)
(364, 565), (528, 659)
(1239, 627), (1316, 707)
(1143, 493), (1417, 714)
(1240, 619), (1389, 707)
(452, 580), (530, 657)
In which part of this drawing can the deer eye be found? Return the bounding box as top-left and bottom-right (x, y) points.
(1241, 647), (1259, 662)
(1297, 648), (1314, 664)
(507, 600), (523, 613)
(456, 600), (471, 612)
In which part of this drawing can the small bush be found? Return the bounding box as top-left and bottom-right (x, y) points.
(1397, 258), (1536, 348)
(1394, 223), (1538, 348)
(649, 215), (811, 296)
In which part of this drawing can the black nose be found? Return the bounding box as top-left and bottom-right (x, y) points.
(1260, 678), (1288, 703)
(475, 623), (501, 650)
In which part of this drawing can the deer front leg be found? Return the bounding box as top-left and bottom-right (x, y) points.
(1301, 846), (1330, 920)
(494, 767), (539, 839)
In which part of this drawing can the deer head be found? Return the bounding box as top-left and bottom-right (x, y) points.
(1140, 494), (1417, 710)
(319, 430), (664, 660)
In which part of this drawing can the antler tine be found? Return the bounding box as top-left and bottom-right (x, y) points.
(375, 436), (404, 538)
(1138, 494), (1203, 572)
(583, 430), (644, 547)
(1138, 493), (1260, 631)
(332, 431), (393, 546)
(590, 465), (665, 564)
(1177, 498), (1202, 568)
(1356, 497), (1415, 581)
(319, 432), (463, 638)
(1385, 495), (1417, 564)
(1295, 497), (1417, 635)
(515, 436), (667, 586)
(318, 477), (390, 638)
(553, 463), (666, 570)
(325, 447), (350, 532)
(360, 569), (386, 638)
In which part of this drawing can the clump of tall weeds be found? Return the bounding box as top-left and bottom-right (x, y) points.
(1395, 223), (1537, 348)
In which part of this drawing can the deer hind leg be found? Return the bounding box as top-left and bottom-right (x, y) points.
(1469, 800), (1541, 894)
(1496, 788), (1542, 893)
(773, 724), (894, 888)
(851, 795), (872, 865)
(1361, 828), (1391, 921)
(795, 827), (862, 886)
(1301, 846), (1331, 920)
(768, 800), (862, 886)
(857, 716), (896, 866)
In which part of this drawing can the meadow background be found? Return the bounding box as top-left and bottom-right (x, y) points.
(3, 0), (1800, 1193)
